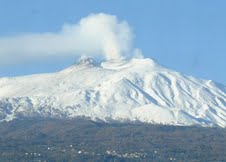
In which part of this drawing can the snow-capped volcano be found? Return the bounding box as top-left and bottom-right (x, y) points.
(0, 57), (225, 127)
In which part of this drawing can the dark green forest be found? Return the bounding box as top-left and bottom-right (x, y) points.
(0, 118), (225, 162)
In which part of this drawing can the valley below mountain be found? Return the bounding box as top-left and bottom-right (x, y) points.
(0, 118), (226, 162)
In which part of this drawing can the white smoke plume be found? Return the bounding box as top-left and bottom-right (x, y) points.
(0, 13), (136, 65)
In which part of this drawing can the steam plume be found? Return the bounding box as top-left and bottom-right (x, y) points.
(0, 13), (135, 64)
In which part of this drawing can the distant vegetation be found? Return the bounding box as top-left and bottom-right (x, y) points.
(0, 118), (225, 162)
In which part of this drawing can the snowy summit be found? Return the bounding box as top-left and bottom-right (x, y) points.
(76, 56), (99, 66)
(0, 57), (225, 127)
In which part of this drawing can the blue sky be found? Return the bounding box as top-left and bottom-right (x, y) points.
(0, 0), (226, 84)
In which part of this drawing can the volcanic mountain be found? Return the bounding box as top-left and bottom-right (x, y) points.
(0, 56), (225, 127)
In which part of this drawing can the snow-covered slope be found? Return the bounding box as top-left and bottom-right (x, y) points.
(0, 56), (225, 127)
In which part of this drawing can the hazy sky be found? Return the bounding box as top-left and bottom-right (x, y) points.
(0, 0), (226, 84)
